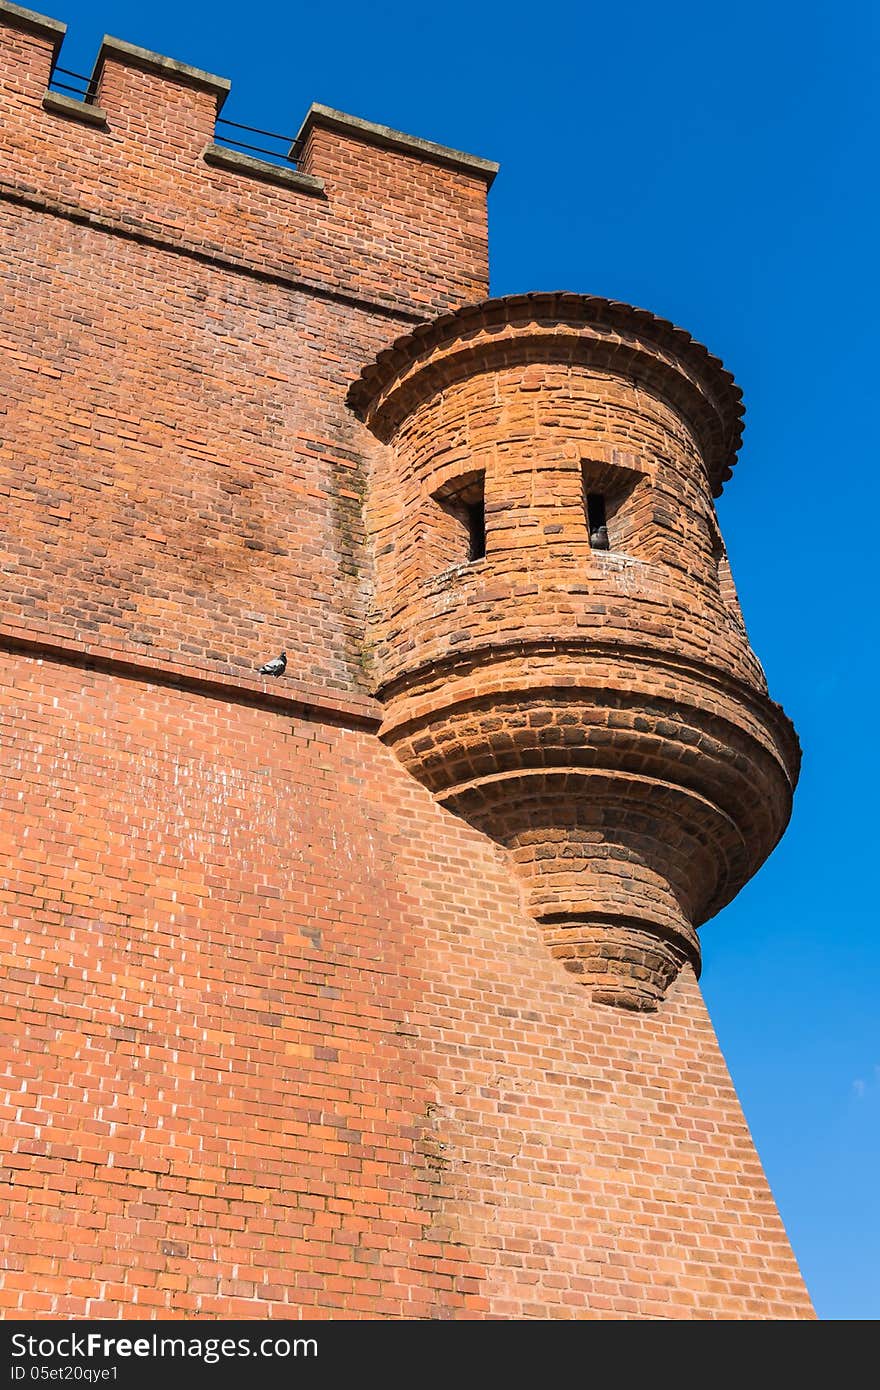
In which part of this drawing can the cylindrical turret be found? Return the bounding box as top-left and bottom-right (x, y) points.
(349, 293), (799, 1010)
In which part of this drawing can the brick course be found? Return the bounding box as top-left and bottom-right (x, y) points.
(0, 3), (813, 1318)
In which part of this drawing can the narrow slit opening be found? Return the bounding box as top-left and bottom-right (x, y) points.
(467, 497), (486, 561)
(586, 492), (609, 550)
(432, 470), (486, 570)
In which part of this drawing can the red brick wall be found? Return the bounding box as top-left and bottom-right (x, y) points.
(0, 23), (489, 316)
(0, 11), (489, 691)
(0, 656), (813, 1318)
(0, 207), (375, 693)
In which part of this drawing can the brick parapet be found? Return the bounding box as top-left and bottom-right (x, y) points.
(0, 5), (492, 319)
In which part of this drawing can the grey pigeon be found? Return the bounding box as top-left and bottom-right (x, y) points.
(258, 651), (287, 677)
(590, 525), (610, 551)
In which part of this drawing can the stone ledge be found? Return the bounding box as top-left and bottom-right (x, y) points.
(0, 1), (65, 52)
(93, 34), (231, 108)
(203, 143), (325, 195)
(42, 89), (107, 126)
(0, 624), (382, 730)
(295, 103), (499, 184)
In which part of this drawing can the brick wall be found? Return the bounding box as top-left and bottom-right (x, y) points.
(0, 656), (813, 1318)
(0, 8), (491, 691)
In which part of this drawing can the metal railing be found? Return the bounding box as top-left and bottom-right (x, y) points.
(213, 116), (302, 168)
(46, 64), (302, 168)
(47, 65), (97, 103)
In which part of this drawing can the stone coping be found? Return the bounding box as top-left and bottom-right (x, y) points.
(0, 0), (64, 57)
(92, 34), (231, 109)
(202, 143), (324, 195)
(294, 103), (499, 183)
(41, 89), (107, 125)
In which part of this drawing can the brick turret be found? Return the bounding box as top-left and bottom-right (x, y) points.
(351, 295), (800, 1009)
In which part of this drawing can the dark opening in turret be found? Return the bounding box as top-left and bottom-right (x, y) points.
(467, 496), (486, 561)
(433, 470), (486, 569)
(586, 492), (609, 550)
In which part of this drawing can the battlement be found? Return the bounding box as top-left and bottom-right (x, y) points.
(0, 3), (498, 703)
(0, 2), (497, 317)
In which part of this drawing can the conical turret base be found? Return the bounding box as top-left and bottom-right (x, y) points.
(541, 916), (698, 1011)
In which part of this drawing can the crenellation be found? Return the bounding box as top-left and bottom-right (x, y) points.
(0, 5), (491, 319)
(0, 1), (63, 49)
(91, 34), (231, 107)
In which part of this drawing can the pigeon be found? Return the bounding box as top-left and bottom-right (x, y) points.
(258, 651), (287, 677)
(590, 525), (610, 551)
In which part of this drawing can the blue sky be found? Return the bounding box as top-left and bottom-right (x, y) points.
(38, 0), (879, 1320)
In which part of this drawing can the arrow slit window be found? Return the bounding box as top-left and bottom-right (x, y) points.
(430, 470), (486, 571)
